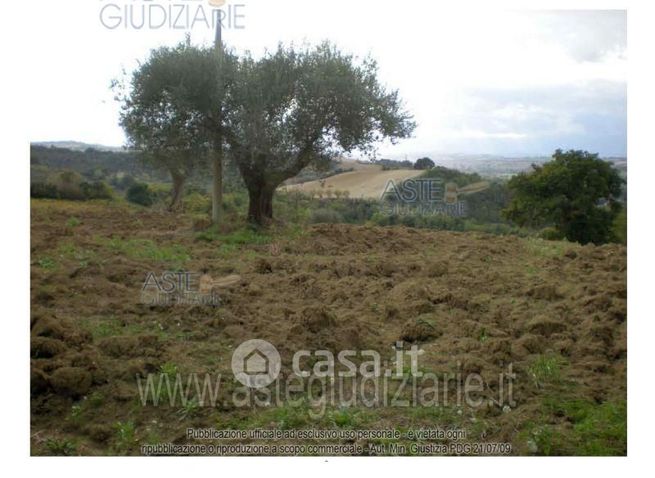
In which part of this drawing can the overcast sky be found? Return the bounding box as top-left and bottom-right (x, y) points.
(28, 1), (627, 158)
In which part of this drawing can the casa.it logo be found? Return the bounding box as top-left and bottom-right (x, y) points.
(231, 339), (281, 389)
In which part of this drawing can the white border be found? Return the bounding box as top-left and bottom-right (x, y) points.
(3, 0), (653, 475)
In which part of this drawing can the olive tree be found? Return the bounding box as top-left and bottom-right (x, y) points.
(117, 39), (235, 216)
(119, 99), (207, 210)
(224, 43), (415, 224)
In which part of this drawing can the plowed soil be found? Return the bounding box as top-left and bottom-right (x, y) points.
(30, 199), (627, 456)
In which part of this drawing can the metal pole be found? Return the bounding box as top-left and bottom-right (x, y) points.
(211, 8), (224, 224)
(214, 12), (222, 49)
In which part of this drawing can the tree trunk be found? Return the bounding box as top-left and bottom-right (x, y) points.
(211, 139), (223, 224)
(247, 181), (276, 225)
(168, 172), (186, 212)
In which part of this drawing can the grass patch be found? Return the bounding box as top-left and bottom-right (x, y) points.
(45, 437), (77, 456)
(327, 407), (373, 429)
(36, 256), (57, 270)
(527, 354), (565, 388)
(525, 398), (626, 455)
(80, 316), (171, 341)
(96, 236), (190, 265)
(113, 421), (137, 454)
(196, 226), (272, 245)
(524, 237), (570, 259)
(57, 241), (97, 268)
(66, 216), (81, 228)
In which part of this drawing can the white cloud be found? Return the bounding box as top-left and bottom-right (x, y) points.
(26, 1), (627, 156)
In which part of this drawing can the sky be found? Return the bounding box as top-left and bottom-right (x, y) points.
(27, 1), (627, 158)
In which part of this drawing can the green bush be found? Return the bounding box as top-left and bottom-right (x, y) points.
(126, 183), (155, 206)
(539, 227), (564, 241)
(80, 181), (114, 200)
(111, 174), (137, 191)
(612, 208), (627, 244)
(48, 170), (86, 200)
(310, 208), (344, 224)
(31, 172), (114, 201)
(504, 149), (624, 245)
(183, 192), (211, 214)
(30, 182), (60, 199)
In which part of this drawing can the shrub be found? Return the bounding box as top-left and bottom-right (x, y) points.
(31, 182), (59, 199)
(183, 192), (211, 214)
(504, 149), (624, 245)
(126, 182), (155, 206)
(310, 208), (344, 224)
(80, 181), (114, 200)
(539, 227), (564, 241)
(111, 174), (137, 191)
(31, 175), (114, 201)
(414, 157), (435, 170)
(48, 171), (86, 200)
(612, 209), (627, 244)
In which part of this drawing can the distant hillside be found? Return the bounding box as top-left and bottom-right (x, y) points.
(32, 141), (125, 152)
(281, 160), (422, 199)
(426, 154), (627, 178)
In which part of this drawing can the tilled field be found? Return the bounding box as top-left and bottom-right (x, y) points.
(30, 200), (627, 456)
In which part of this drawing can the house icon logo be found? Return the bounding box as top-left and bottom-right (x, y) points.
(231, 339), (281, 388)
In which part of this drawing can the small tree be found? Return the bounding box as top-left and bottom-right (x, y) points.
(116, 39), (235, 214)
(414, 157), (435, 170)
(120, 101), (208, 210)
(504, 149), (624, 244)
(225, 43), (415, 224)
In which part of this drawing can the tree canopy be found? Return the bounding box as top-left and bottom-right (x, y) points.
(224, 42), (416, 224)
(116, 39), (235, 211)
(414, 157), (435, 170)
(504, 149), (624, 244)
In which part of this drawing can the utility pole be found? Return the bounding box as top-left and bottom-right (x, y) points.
(211, 5), (224, 225)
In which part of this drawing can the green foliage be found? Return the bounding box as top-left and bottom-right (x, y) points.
(612, 208), (627, 244)
(226, 42), (415, 224)
(45, 438), (77, 456)
(176, 397), (201, 420)
(527, 355), (565, 388)
(66, 217), (81, 228)
(420, 166), (483, 186)
(196, 226), (272, 246)
(48, 170), (85, 200)
(539, 226), (564, 241)
(80, 180), (114, 199)
(37, 257), (57, 270)
(183, 192), (211, 214)
(113, 421), (137, 454)
(504, 149), (624, 244)
(414, 157), (435, 170)
(31, 170), (114, 201)
(527, 398), (627, 455)
(31, 145), (150, 179)
(463, 181), (511, 223)
(116, 39), (236, 210)
(98, 237), (190, 264)
(310, 208), (344, 224)
(111, 174), (138, 191)
(30, 182), (60, 199)
(126, 182), (155, 206)
(159, 362), (179, 376)
(376, 158), (413, 170)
